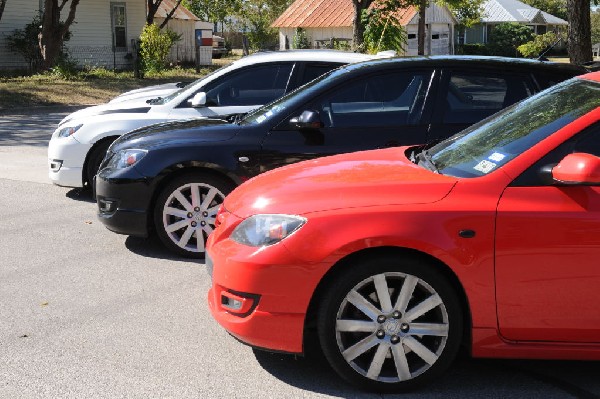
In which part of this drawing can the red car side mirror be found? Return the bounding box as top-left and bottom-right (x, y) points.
(552, 152), (600, 184)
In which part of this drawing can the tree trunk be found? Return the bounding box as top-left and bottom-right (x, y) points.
(352, 0), (373, 51)
(38, 0), (80, 70)
(417, 0), (427, 55)
(0, 0), (7, 22)
(158, 0), (182, 29)
(147, 0), (162, 25)
(566, 0), (592, 65)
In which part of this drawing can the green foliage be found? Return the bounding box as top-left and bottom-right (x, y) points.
(48, 53), (79, 80)
(361, 0), (407, 54)
(233, 0), (290, 50)
(139, 23), (176, 73)
(456, 43), (489, 55)
(332, 39), (351, 51)
(446, 0), (485, 30)
(517, 31), (560, 58)
(292, 28), (311, 49)
(6, 16), (43, 72)
(592, 10), (600, 46)
(487, 23), (535, 57)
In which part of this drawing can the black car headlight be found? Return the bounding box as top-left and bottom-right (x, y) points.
(230, 214), (306, 247)
(104, 149), (148, 169)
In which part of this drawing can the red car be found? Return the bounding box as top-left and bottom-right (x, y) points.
(206, 72), (600, 392)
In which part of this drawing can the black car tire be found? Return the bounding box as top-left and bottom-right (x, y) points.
(85, 138), (115, 188)
(153, 172), (234, 258)
(317, 255), (463, 393)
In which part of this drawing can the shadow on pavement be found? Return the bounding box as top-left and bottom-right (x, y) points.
(66, 188), (96, 203)
(253, 346), (600, 398)
(124, 234), (200, 264)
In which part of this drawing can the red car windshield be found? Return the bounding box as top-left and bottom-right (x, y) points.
(429, 78), (600, 178)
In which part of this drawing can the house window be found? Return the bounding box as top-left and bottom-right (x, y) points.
(111, 3), (127, 50)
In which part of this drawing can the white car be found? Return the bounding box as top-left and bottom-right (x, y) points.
(48, 50), (381, 188)
(108, 81), (191, 103)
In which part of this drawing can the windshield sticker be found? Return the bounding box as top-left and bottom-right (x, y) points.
(488, 152), (506, 162)
(474, 160), (497, 173)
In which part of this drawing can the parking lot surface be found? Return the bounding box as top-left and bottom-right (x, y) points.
(1, 108), (599, 398)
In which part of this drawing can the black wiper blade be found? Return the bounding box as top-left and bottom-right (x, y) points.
(417, 149), (439, 173)
(146, 96), (162, 104)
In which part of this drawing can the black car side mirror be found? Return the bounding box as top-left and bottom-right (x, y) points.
(290, 110), (323, 130)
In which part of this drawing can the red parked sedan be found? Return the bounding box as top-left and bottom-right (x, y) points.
(206, 72), (600, 392)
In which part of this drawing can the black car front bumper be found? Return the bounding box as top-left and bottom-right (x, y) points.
(95, 168), (153, 237)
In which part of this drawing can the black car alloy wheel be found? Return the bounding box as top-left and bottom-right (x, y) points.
(154, 172), (234, 258)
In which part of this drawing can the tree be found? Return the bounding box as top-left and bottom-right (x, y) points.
(233, 0), (290, 50)
(488, 22), (535, 57)
(38, 0), (80, 70)
(362, 0), (407, 53)
(183, 0), (241, 31)
(351, 0), (375, 50)
(147, 0), (184, 29)
(591, 9), (600, 45)
(0, 0), (7, 22)
(450, 0), (486, 45)
(566, 0), (592, 64)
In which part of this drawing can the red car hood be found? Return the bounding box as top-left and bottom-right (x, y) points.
(225, 148), (458, 218)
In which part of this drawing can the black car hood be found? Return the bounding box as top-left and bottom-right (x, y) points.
(111, 118), (238, 151)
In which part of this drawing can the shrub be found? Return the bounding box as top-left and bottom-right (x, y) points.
(6, 16), (44, 72)
(518, 31), (560, 58)
(292, 28), (311, 49)
(361, 0), (407, 54)
(487, 23), (535, 57)
(456, 43), (489, 55)
(139, 23), (176, 73)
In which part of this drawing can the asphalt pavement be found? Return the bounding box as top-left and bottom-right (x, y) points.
(0, 107), (599, 398)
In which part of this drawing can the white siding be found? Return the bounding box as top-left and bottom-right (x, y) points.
(0, 0), (146, 70)
(0, 0), (41, 69)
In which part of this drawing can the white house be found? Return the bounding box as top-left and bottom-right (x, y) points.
(272, 0), (457, 56)
(0, 0), (211, 70)
(461, 0), (568, 44)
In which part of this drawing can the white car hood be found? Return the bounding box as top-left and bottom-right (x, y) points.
(109, 82), (182, 103)
(58, 98), (155, 127)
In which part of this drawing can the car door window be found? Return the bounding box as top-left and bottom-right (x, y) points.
(300, 63), (341, 86)
(512, 122), (600, 186)
(195, 63), (293, 107)
(311, 71), (432, 128)
(443, 72), (533, 124)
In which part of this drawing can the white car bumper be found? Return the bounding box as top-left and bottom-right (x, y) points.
(48, 135), (91, 188)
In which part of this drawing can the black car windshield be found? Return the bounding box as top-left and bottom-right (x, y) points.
(150, 65), (230, 105)
(428, 78), (600, 178)
(239, 68), (338, 125)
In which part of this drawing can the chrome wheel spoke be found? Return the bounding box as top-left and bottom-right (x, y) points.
(336, 319), (377, 333)
(393, 275), (417, 313)
(174, 191), (193, 212)
(190, 184), (201, 208)
(342, 335), (379, 362)
(403, 336), (439, 365)
(409, 322), (448, 337)
(366, 343), (389, 380)
(164, 207), (189, 219)
(373, 274), (393, 313)
(165, 219), (189, 233)
(176, 226), (195, 248)
(207, 204), (221, 216)
(347, 289), (381, 321)
(201, 187), (219, 210)
(404, 294), (442, 322)
(202, 224), (214, 235)
(391, 344), (412, 381)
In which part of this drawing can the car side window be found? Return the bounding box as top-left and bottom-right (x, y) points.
(188, 63), (293, 107)
(534, 72), (579, 90)
(310, 71), (432, 128)
(299, 63), (341, 86)
(511, 122), (600, 186)
(443, 72), (533, 124)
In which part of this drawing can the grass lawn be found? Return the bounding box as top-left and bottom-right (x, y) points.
(0, 56), (239, 111)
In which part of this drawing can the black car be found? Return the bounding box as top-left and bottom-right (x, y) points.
(96, 56), (585, 257)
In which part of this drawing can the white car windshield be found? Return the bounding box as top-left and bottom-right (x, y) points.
(149, 65), (230, 105)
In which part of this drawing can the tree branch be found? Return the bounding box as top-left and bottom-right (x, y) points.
(60, 0), (80, 37)
(0, 0), (7, 22)
(159, 0), (183, 29)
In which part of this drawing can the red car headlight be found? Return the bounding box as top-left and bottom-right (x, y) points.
(230, 214), (306, 247)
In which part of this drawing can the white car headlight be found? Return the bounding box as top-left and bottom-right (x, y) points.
(105, 149), (148, 169)
(231, 214), (306, 247)
(56, 124), (83, 138)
